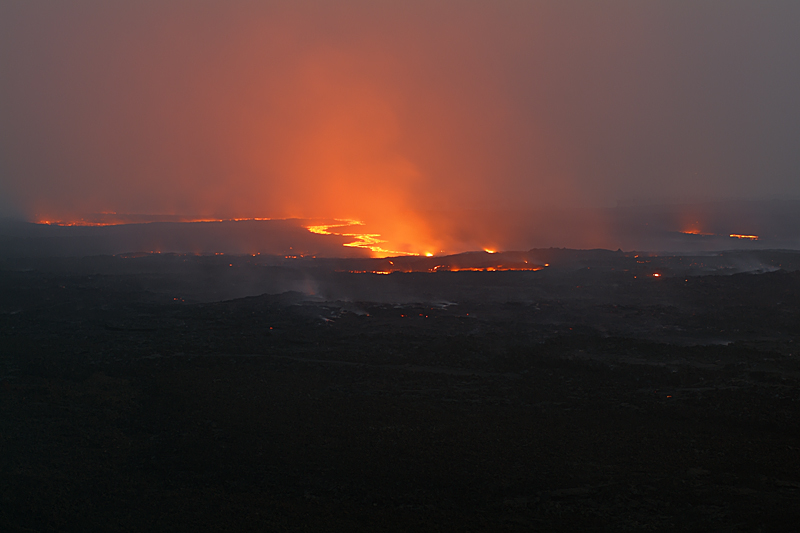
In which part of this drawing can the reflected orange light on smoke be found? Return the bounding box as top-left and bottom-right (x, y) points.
(678, 214), (714, 237)
(21, 33), (617, 257)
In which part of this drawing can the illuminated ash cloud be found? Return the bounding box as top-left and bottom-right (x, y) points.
(2, 1), (799, 254)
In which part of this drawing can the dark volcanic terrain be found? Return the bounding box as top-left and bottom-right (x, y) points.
(2, 250), (800, 531)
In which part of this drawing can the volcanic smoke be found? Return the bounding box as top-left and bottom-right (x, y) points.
(2, 1), (800, 254)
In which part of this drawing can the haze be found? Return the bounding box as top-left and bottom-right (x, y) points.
(2, 1), (799, 254)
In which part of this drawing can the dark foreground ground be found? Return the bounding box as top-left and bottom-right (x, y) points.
(2, 251), (800, 531)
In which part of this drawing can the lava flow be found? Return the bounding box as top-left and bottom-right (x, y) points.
(305, 219), (418, 257)
(34, 214), (426, 257)
(37, 215), (273, 226)
(679, 228), (759, 241)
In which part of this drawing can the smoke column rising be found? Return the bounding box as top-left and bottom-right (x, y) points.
(2, 1), (799, 254)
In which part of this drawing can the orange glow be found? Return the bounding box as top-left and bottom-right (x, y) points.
(306, 219), (418, 257)
(653, 273), (661, 277)
(680, 229), (715, 236)
(36, 216), (273, 227)
(10, 3), (798, 260)
(729, 234), (758, 240)
(678, 214), (714, 237)
(33, 213), (437, 257)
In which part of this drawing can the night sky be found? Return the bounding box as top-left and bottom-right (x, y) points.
(2, 1), (799, 254)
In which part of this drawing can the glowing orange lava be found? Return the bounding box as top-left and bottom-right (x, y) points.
(37, 216), (273, 226)
(35, 214), (429, 257)
(37, 220), (116, 227)
(679, 228), (759, 241)
(305, 219), (418, 257)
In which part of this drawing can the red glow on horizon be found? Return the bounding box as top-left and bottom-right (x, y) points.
(680, 229), (715, 236)
(36, 216), (274, 227)
(679, 224), (759, 242)
(30, 207), (768, 258)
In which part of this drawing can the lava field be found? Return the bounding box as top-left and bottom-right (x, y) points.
(2, 250), (800, 531)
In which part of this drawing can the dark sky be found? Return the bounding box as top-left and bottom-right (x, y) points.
(2, 1), (799, 253)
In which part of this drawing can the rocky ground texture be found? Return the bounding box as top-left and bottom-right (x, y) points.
(2, 253), (800, 531)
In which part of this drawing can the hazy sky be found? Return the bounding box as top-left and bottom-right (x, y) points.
(2, 1), (799, 250)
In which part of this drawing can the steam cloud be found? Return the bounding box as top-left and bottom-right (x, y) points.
(2, 1), (799, 253)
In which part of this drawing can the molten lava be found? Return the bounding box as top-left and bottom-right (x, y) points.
(680, 229), (715, 236)
(305, 219), (418, 257)
(679, 227), (759, 241)
(34, 214), (432, 257)
(37, 215), (273, 226)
